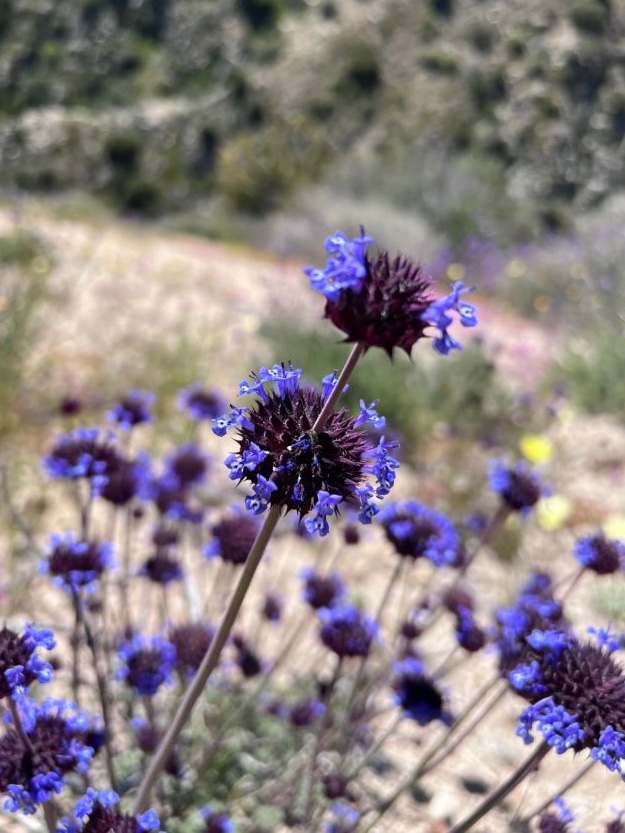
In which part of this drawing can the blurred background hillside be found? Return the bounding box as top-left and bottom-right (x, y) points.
(1, 0), (624, 238)
(2, 0), (625, 451)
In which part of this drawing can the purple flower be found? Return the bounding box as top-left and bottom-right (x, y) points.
(200, 805), (235, 833)
(204, 510), (260, 565)
(489, 459), (545, 514)
(300, 567), (346, 610)
(0, 698), (96, 814)
(178, 384), (226, 421)
(41, 533), (114, 593)
(106, 389), (154, 430)
(392, 658), (453, 726)
(306, 231), (478, 358)
(378, 500), (462, 567)
(43, 428), (123, 495)
(212, 365), (399, 536)
(318, 604), (378, 658)
(116, 635), (176, 697)
(169, 622), (215, 680)
(59, 788), (164, 832)
(574, 532), (625, 575)
(0, 624), (55, 700)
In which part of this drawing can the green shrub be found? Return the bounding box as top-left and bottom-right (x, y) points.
(569, 0), (609, 35)
(555, 335), (625, 416)
(0, 231), (51, 439)
(420, 49), (459, 75)
(216, 118), (331, 214)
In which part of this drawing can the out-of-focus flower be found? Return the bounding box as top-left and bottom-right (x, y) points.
(318, 604), (378, 659)
(107, 390), (155, 430)
(0, 624), (54, 700)
(59, 788), (164, 832)
(574, 532), (625, 575)
(489, 459), (546, 515)
(378, 500), (462, 567)
(520, 433), (553, 464)
(178, 384), (226, 421)
(392, 658), (452, 726)
(116, 635), (176, 697)
(41, 533), (114, 593)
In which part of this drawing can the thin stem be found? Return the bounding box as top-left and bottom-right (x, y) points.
(448, 740), (551, 833)
(517, 758), (595, 825)
(74, 589), (118, 791)
(133, 504), (281, 813)
(312, 343), (366, 432)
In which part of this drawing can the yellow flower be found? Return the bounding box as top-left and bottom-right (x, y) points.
(519, 434), (553, 464)
(604, 515), (625, 540)
(537, 495), (572, 532)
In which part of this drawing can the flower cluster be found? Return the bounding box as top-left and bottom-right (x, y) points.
(392, 658), (452, 726)
(574, 532), (625, 575)
(59, 788), (163, 832)
(212, 364), (399, 536)
(378, 500), (462, 567)
(107, 389), (155, 430)
(41, 533), (114, 593)
(489, 459), (545, 514)
(511, 623), (625, 773)
(0, 698), (95, 815)
(305, 230), (477, 356)
(116, 635), (176, 697)
(0, 624), (55, 700)
(318, 604), (378, 659)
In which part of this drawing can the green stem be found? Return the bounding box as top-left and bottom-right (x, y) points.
(448, 740), (551, 833)
(312, 343), (366, 432)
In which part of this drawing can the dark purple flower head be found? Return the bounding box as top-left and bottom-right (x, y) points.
(607, 810), (625, 833)
(289, 697), (326, 728)
(60, 788), (163, 832)
(455, 607), (487, 653)
(392, 658), (452, 726)
(139, 552), (183, 585)
(204, 510), (260, 565)
(322, 773), (354, 801)
(304, 231), (477, 357)
(107, 389), (154, 430)
(318, 604), (378, 659)
(538, 798), (575, 833)
(261, 592), (283, 623)
(59, 395), (82, 416)
(378, 500), (462, 567)
(212, 364), (400, 536)
(200, 806), (235, 833)
(0, 624), (55, 699)
(165, 443), (209, 488)
(100, 454), (151, 507)
(151, 525), (179, 548)
(132, 719), (181, 776)
(300, 567), (346, 610)
(43, 428), (123, 495)
(574, 532), (625, 575)
(178, 384), (227, 421)
(513, 628), (625, 772)
(42, 533), (114, 593)
(116, 635), (176, 697)
(0, 698), (95, 815)
(169, 622), (215, 679)
(145, 473), (202, 523)
(489, 459), (545, 514)
(232, 634), (263, 678)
